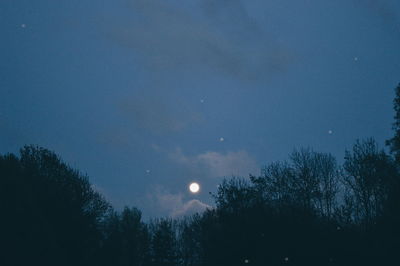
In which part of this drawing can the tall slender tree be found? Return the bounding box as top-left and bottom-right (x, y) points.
(150, 219), (177, 266)
(386, 83), (400, 163)
(343, 139), (396, 228)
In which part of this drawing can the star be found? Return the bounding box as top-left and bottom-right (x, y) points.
(328, 130), (333, 135)
(244, 259), (250, 264)
(219, 137), (225, 142)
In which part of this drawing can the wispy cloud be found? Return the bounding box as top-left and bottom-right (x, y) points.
(107, 0), (293, 81)
(169, 148), (259, 178)
(146, 186), (212, 218)
(171, 199), (211, 218)
(353, 0), (399, 27)
(119, 95), (204, 134)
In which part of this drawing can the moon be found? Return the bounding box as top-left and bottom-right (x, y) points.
(189, 182), (200, 193)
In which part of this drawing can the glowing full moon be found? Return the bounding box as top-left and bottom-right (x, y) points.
(189, 182), (200, 193)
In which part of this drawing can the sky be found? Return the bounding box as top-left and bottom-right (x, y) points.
(1, 0), (400, 218)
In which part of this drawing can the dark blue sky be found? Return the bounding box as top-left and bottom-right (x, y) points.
(1, 0), (400, 218)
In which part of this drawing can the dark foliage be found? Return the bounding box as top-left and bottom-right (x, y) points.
(387, 83), (400, 163)
(0, 146), (110, 266)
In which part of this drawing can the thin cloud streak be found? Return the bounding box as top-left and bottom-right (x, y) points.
(119, 95), (204, 134)
(169, 148), (259, 178)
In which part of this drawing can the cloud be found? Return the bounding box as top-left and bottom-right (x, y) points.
(353, 0), (399, 27)
(107, 0), (293, 81)
(169, 148), (259, 178)
(171, 199), (211, 218)
(119, 95), (204, 134)
(146, 186), (212, 218)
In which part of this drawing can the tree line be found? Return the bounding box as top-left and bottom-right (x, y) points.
(1, 84), (400, 266)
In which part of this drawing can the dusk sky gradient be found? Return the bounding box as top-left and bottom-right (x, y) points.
(1, 0), (400, 218)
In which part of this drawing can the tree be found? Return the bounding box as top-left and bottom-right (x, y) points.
(213, 178), (256, 212)
(288, 148), (339, 216)
(0, 145), (110, 266)
(120, 207), (151, 266)
(313, 152), (339, 218)
(386, 83), (400, 163)
(176, 215), (203, 266)
(342, 139), (397, 228)
(150, 218), (177, 266)
(100, 207), (151, 266)
(250, 161), (295, 206)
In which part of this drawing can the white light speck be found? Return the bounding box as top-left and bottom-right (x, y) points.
(219, 137), (225, 142)
(200, 99), (205, 103)
(146, 170), (151, 174)
(354, 57), (358, 61)
(244, 259), (249, 264)
(21, 24), (26, 28)
(328, 130), (333, 135)
(284, 257), (289, 262)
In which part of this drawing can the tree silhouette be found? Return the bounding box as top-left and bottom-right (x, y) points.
(101, 207), (150, 266)
(1, 146), (110, 266)
(342, 139), (396, 228)
(176, 215), (203, 266)
(150, 218), (177, 266)
(386, 83), (400, 163)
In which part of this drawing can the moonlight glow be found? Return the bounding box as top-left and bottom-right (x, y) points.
(189, 182), (200, 193)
